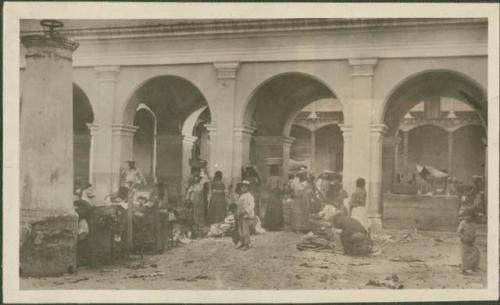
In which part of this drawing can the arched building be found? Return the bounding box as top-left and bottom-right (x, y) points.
(20, 18), (488, 230)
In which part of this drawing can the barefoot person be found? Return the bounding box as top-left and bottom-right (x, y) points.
(236, 180), (255, 250)
(349, 177), (370, 232)
(457, 207), (480, 274)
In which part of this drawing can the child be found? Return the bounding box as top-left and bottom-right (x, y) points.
(457, 207), (480, 274)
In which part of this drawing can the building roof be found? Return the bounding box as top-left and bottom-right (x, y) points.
(21, 18), (486, 40)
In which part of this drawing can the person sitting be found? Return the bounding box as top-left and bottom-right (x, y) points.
(331, 212), (373, 256)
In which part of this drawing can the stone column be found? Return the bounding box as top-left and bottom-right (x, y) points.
(402, 130), (409, 180)
(310, 130), (316, 174)
(212, 62), (240, 184)
(182, 135), (198, 192)
(282, 136), (295, 181)
(232, 125), (256, 184)
(447, 131), (453, 176)
(339, 124), (353, 193)
(156, 135), (183, 197)
(92, 66), (120, 201)
(345, 58), (378, 198)
(253, 136), (290, 183)
(111, 124), (138, 192)
(20, 31), (79, 276)
(393, 136), (400, 183)
(368, 124), (387, 230)
(205, 123), (217, 173)
(87, 123), (99, 185)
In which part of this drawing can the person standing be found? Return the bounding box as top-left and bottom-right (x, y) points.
(292, 171), (312, 233)
(242, 164), (262, 218)
(236, 180), (255, 250)
(208, 171), (228, 224)
(332, 174), (348, 210)
(263, 166), (284, 231)
(185, 170), (207, 230)
(349, 177), (370, 232)
(457, 207), (480, 274)
(120, 160), (146, 203)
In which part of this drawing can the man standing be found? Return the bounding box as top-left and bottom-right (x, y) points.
(236, 180), (255, 250)
(121, 161), (146, 191)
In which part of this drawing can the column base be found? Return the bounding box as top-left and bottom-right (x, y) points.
(20, 209), (78, 277)
(368, 214), (383, 233)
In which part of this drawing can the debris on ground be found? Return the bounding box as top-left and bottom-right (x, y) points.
(299, 262), (329, 269)
(173, 275), (210, 281)
(390, 255), (425, 263)
(366, 274), (404, 289)
(396, 229), (420, 243)
(125, 271), (165, 279)
(53, 277), (89, 285)
(434, 237), (444, 243)
(127, 261), (148, 270)
(371, 234), (396, 243)
(296, 232), (335, 252)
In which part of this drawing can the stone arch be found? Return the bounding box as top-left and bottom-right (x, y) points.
(120, 74), (214, 127)
(182, 106), (209, 136)
(379, 69), (487, 134)
(240, 71), (348, 129)
(133, 104), (157, 181)
(73, 83), (94, 187)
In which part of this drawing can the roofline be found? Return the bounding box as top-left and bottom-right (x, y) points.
(20, 18), (487, 41)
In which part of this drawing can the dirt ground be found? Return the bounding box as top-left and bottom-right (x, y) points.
(21, 229), (487, 290)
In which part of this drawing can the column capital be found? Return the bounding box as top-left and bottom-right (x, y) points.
(204, 123), (217, 135)
(86, 123), (99, 136)
(348, 58), (378, 77)
(21, 35), (79, 62)
(370, 124), (388, 135)
(95, 65), (121, 82)
(253, 135), (291, 146)
(233, 125), (256, 135)
(338, 124), (353, 135)
(111, 123), (138, 135)
(213, 62), (240, 79)
(182, 135), (198, 144)
(283, 136), (295, 145)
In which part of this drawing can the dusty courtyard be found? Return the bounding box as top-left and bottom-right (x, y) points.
(21, 230), (487, 290)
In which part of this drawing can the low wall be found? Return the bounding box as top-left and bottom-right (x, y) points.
(382, 193), (460, 232)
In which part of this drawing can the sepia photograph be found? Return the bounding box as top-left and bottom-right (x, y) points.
(3, 2), (499, 303)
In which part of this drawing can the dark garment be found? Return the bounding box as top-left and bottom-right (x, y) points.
(334, 214), (371, 256)
(237, 214), (252, 246)
(457, 220), (480, 271)
(263, 187), (284, 231)
(292, 184), (311, 233)
(208, 181), (227, 225)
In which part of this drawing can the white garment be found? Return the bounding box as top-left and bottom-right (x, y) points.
(319, 204), (338, 222)
(78, 219), (89, 240)
(237, 192), (255, 218)
(351, 206), (371, 231)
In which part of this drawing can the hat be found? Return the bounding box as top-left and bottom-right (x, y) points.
(126, 160), (135, 164)
(237, 180), (251, 187)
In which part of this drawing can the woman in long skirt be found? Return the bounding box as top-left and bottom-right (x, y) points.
(349, 177), (371, 232)
(208, 171), (227, 224)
